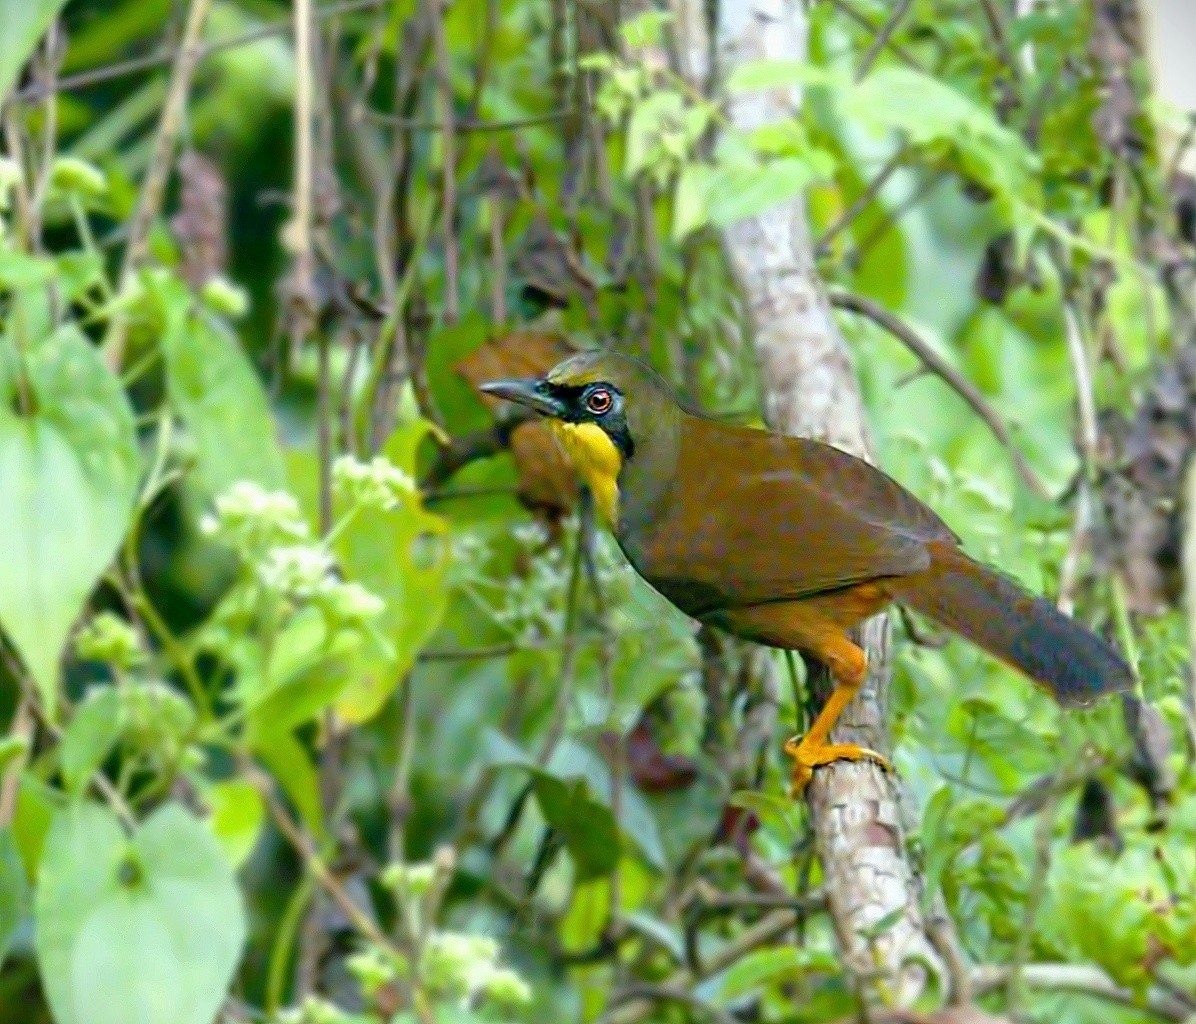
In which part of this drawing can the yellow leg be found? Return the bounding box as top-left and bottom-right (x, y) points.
(783, 644), (891, 797)
(716, 598), (896, 798)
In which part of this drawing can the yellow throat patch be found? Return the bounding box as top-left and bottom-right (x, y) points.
(547, 420), (622, 526)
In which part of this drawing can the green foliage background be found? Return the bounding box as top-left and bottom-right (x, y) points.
(0, 1), (1193, 1023)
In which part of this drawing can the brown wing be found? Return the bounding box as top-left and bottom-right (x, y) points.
(632, 415), (958, 616)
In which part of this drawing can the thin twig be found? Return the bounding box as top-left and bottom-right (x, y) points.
(825, 0), (927, 72)
(607, 985), (737, 1024)
(816, 148), (904, 255)
(13, 0), (388, 105)
(368, 109), (570, 132)
(1004, 794), (1057, 1013)
(28, 23), (63, 250)
(103, 0), (215, 371)
(535, 506), (590, 763)
(828, 289), (1050, 497)
(430, 0), (458, 324)
(1062, 299), (1100, 476)
(855, 0), (915, 81)
(603, 908), (803, 1024)
(252, 770), (394, 951)
(0, 698), (33, 826)
(973, 963), (1192, 1022)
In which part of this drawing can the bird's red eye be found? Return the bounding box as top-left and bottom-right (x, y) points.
(585, 388), (612, 415)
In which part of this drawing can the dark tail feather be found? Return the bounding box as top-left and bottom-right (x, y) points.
(893, 544), (1134, 706)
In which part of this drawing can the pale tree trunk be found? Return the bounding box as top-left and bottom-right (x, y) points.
(713, 0), (942, 1003)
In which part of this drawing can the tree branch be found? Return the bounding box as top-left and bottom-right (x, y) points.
(715, 0), (947, 1006)
(827, 288), (1050, 498)
(102, 0), (215, 371)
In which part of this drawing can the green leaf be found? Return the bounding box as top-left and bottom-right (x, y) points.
(705, 158), (823, 227)
(35, 802), (247, 1024)
(625, 90), (687, 179)
(242, 607), (365, 737)
(60, 687), (121, 796)
(714, 946), (816, 1003)
(530, 774), (622, 882)
(0, 326), (138, 714)
(0, 250), (58, 291)
(333, 420), (450, 723)
(0, 827), (29, 968)
(844, 67), (1036, 212)
(13, 775), (60, 879)
(485, 732), (664, 878)
(724, 59), (840, 93)
(205, 780), (264, 870)
(673, 164), (711, 241)
(255, 730), (323, 839)
(154, 275), (283, 495)
(0, 735), (30, 776)
(0, 0), (70, 103)
(619, 10), (672, 49)
(729, 789), (800, 839)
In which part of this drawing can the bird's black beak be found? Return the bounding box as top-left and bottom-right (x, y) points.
(479, 377), (566, 418)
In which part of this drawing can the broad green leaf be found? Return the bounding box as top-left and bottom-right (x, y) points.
(333, 420), (450, 723)
(625, 91), (686, 179)
(673, 164), (711, 241)
(0, 735), (29, 776)
(485, 731), (664, 877)
(0, 250), (58, 291)
(59, 687), (121, 796)
(705, 158), (824, 228)
(724, 59), (840, 93)
(255, 729), (323, 839)
(35, 802), (247, 1024)
(205, 780), (264, 870)
(619, 9), (671, 49)
(844, 67), (1036, 212)
(623, 910), (685, 962)
(154, 275), (284, 495)
(0, 0), (71, 103)
(13, 775), (60, 878)
(0, 326), (138, 714)
(241, 607), (365, 737)
(0, 827), (28, 968)
(729, 789), (800, 839)
(710, 946), (835, 1004)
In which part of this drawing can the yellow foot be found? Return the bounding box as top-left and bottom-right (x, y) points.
(783, 735), (892, 797)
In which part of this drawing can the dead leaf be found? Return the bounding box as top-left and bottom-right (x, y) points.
(516, 212), (596, 307)
(456, 332), (580, 517)
(171, 151), (227, 289)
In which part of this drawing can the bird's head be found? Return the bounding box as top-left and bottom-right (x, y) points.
(480, 350), (678, 524)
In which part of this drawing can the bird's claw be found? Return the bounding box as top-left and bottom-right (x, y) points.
(783, 735), (893, 798)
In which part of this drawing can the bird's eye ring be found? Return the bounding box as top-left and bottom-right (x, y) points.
(585, 388), (613, 415)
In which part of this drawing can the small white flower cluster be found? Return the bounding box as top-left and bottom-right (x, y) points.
(379, 859), (437, 897)
(422, 931), (533, 1008)
(203, 481), (385, 627)
(511, 520), (550, 548)
(321, 580), (386, 626)
(201, 481), (310, 557)
(257, 545), (335, 601)
(333, 455), (415, 513)
(274, 995), (353, 1024)
(493, 542), (568, 643)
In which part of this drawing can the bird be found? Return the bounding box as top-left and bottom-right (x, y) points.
(480, 350), (1134, 795)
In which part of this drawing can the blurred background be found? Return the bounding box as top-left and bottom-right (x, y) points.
(0, 1), (1194, 1023)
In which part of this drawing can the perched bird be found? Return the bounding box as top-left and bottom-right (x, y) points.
(481, 351), (1133, 795)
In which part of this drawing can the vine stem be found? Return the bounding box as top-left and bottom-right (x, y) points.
(103, 0), (215, 371)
